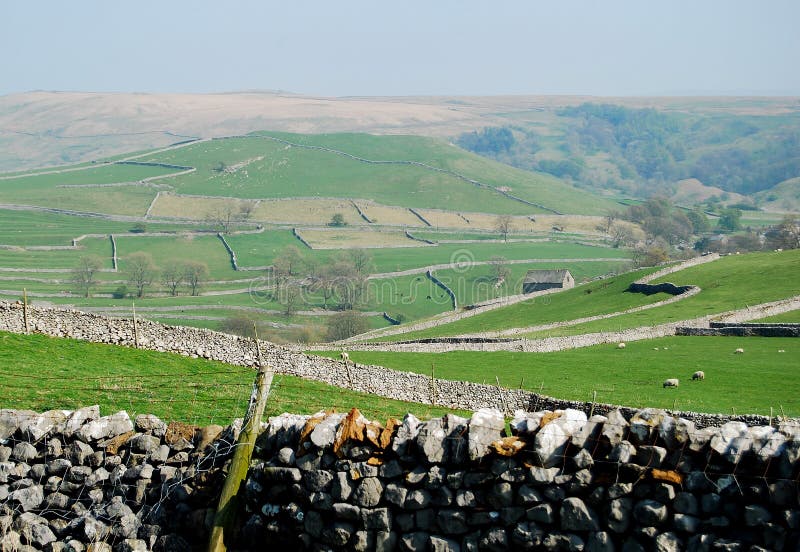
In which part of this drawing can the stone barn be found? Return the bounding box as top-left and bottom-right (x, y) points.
(522, 269), (574, 293)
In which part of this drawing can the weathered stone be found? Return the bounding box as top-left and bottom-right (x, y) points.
(533, 408), (587, 468)
(455, 489), (478, 508)
(392, 414), (420, 457)
(744, 504), (772, 526)
(417, 418), (447, 464)
(709, 421), (752, 463)
(116, 540), (148, 552)
(130, 434), (161, 455)
(405, 489), (432, 510)
(584, 531), (613, 552)
(11, 442), (37, 463)
(634, 499), (668, 526)
(353, 477), (383, 508)
(528, 466), (559, 485)
(572, 414), (607, 449)
(673, 513), (701, 533)
(607, 497), (633, 533)
(76, 411), (134, 442)
(527, 503), (555, 524)
(673, 492), (698, 515)
(19, 410), (66, 441)
(602, 409), (629, 446)
(444, 414), (468, 464)
(375, 531), (397, 552)
(561, 497), (600, 531)
(486, 482), (513, 508)
(135, 413), (167, 437)
(636, 445), (667, 467)
(468, 408), (504, 461)
(436, 509), (468, 535)
(304, 470), (334, 492)
(654, 531), (682, 552)
(609, 441), (637, 463)
(362, 507), (391, 531)
(330, 470), (353, 502)
(67, 440), (95, 465)
(9, 484), (43, 511)
(322, 521), (354, 547)
(749, 425), (786, 461)
(309, 412), (345, 449)
(516, 485), (543, 505)
(479, 527), (508, 551)
(430, 535), (461, 552)
(400, 531), (429, 552)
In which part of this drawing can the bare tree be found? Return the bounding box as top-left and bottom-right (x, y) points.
(487, 256), (511, 284)
(210, 205), (238, 233)
(347, 248), (374, 278)
(495, 215), (514, 242)
(125, 252), (158, 298)
(72, 255), (103, 298)
(162, 262), (185, 296)
(183, 261), (209, 296)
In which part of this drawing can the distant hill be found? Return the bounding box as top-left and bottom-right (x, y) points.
(670, 178), (750, 208)
(755, 177), (800, 212)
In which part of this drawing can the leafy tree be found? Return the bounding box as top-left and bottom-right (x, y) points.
(130, 222), (147, 233)
(183, 261), (209, 296)
(125, 252), (157, 298)
(457, 127), (515, 154)
(325, 310), (369, 342)
(765, 215), (800, 249)
(72, 255), (103, 298)
(329, 213), (347, 227)
(686, 209), (710, 234)
(717, 208), (742, 232)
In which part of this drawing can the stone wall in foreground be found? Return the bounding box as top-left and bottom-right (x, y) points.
(2, 406), (799, 550)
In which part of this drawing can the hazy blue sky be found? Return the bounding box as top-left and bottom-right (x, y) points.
(2, 1), (798, 97)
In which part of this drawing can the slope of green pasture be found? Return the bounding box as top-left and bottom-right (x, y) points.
(255, 132), (620, 215)
(114, 235), (235, 279)
(751, 309), (800, 323)
(0, 186), (156, 216)
(522, 250), (800, 338)
(0, 209), (206, 246)
(230, 236), (628, 276)
(373, 267), (663, 341)
(136, 133), (616, 215)
(314, 336), (800, 416)
(432, 261), (629, 308)
(0, 163), (181, 190)
(0, 331), (464, 424)
(0, 237), (112, 269)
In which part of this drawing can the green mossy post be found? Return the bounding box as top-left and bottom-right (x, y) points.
(207, 330), (273, 552)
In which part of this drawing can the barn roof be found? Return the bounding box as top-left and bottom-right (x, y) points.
(523, 269), (572, 284)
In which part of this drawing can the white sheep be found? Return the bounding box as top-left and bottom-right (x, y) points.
(734, 348), (744, 354)
(663, 378), (680, 388)
(692, 371), (705, 381)
(778, 349), (785, 353)
(617, 342), (626, 349)
(340, 351), (350, 364)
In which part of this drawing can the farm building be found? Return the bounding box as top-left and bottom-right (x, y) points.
(522, 269), (575, 293)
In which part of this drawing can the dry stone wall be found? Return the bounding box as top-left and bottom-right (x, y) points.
(3, 405), (798, 550)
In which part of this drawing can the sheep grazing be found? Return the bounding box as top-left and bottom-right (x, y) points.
(617, 342), (626, 349)
(340, 351), (350, 363)
(734, 348), (744, 354)
(663, 378), (680, 388)
(778, 349), (786, 353)
(692, 370), (705, 381)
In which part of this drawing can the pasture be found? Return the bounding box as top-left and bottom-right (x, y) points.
(297, 228), (428, 250)
(0, 331), (463, 423)
(315, 335), (800, 416)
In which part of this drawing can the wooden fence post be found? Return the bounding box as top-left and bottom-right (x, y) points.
(22, 288), (30, 334)
(207, 327), (274, 552)
(132, 301), (139, 348)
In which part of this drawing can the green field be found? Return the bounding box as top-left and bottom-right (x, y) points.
(752, 309), (800, 323)
(0, 331), (464, 424)
(0, 209), (200, 246)
(132, 133), (619, 215)
(380, 250), (800, 341)
(314, 335), (800, 416)
(375, 267), (663, 341)
(521, 250), (800, 338)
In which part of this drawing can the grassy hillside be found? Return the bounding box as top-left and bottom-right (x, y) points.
(132, 133), (619, 215)
(315, 335), (800, 416)
(376, 250), (800, 341)
(0, 331), (464, 423)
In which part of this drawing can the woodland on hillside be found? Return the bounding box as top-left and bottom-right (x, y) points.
(457, 104), (800, 201)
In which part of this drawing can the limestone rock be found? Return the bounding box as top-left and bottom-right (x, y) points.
(533, 408), (587, 468)
(561, 496), (600, 531)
